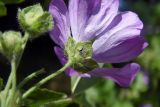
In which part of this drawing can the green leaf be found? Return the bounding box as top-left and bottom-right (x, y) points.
(85, 88), (99, 107)
(1, 0), (24, 4)
(113, 101), (133, 107)
(0, 1), (7, 17)
(71, 76), (100, 94)
(85, 80), (116, 107)
(24, 88), (67, 107)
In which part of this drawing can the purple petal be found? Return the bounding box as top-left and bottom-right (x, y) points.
(89, 63), (140, 87)
(54, 47), (140, 87)
(69, 0), (119, 41)
(66, 68), (91, 77)
(93, 36), (148, 63)
(49, 0), (70, 48)
(54, 46), (66, 65)
(102, 11), (143, 36)
(93, 12), (147, 63)
(143, 73), (149, 85)
(140, 104), (153, 107)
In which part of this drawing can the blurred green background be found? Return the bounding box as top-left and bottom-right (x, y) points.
(0, 0), (160, 107)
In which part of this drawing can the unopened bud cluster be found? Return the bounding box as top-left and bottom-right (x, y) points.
(0, 31), (24, 60)
(18, 4), (53, 38)
(0, 4), (54, 61)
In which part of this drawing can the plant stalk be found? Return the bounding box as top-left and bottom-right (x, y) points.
(71, 77), (81, 93)
(22, 60), (72, 99)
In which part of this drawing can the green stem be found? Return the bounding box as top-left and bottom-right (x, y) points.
(6, 59), (17, 107)
(2, 58), (17, 107)
(2, 59), (16, 106)
(71, 77), (81, 93)
(3, 59), (16, 94)
(17, 32), (29, 66)
(17, 68), (45, 89)
(22, 60), (72, 99)
(11, 59), (17, 91)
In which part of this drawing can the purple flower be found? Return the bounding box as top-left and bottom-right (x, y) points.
(49, 0), (148, 87)
(140, 104), (153, 107)
(143, 72), (149, 85)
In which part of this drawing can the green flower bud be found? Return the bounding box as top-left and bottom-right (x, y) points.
(0, 31), (24, 61)
(65, 37), (98, 73)
(18, 4), (53, 38)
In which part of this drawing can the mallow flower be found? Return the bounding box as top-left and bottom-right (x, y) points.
(49, 0), (148, 87)
(140, 104), (153, 107)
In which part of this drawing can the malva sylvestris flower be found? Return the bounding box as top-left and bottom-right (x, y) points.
(49, 0), (148, 87)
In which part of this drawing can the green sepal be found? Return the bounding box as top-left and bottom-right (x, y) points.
(65, 37), (93, 62)
(27, 12), (53, 38)
(65, 37), (96, 73)
(64, 37), (76, 59)
(72, 59), (98, 73)
(74, 41), (93, 62)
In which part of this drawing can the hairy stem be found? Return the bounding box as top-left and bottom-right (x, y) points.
(18, 68), (45, 89)
(6, 59), (17, 107)
(2, 58), (16, 107)
(17, 32), (29, 66)
(22, 60), (72, 99)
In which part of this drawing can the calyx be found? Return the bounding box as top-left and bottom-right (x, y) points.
(65, 37), (98, 73)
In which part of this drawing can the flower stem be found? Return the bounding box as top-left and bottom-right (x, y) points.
(71, 77), (81, 93)
(11, 59), (17, 91)
(22, 60), (72, 99)
(3, 59), (15, 95)
(6, 59), (17, 107)
(17, 68), (45, 89)
(17, 32), (29, 66)
(2, 58), (17, 107)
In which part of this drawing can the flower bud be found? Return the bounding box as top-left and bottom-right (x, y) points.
(0, 31), (24, 60)
(18, 4), (53, 38)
